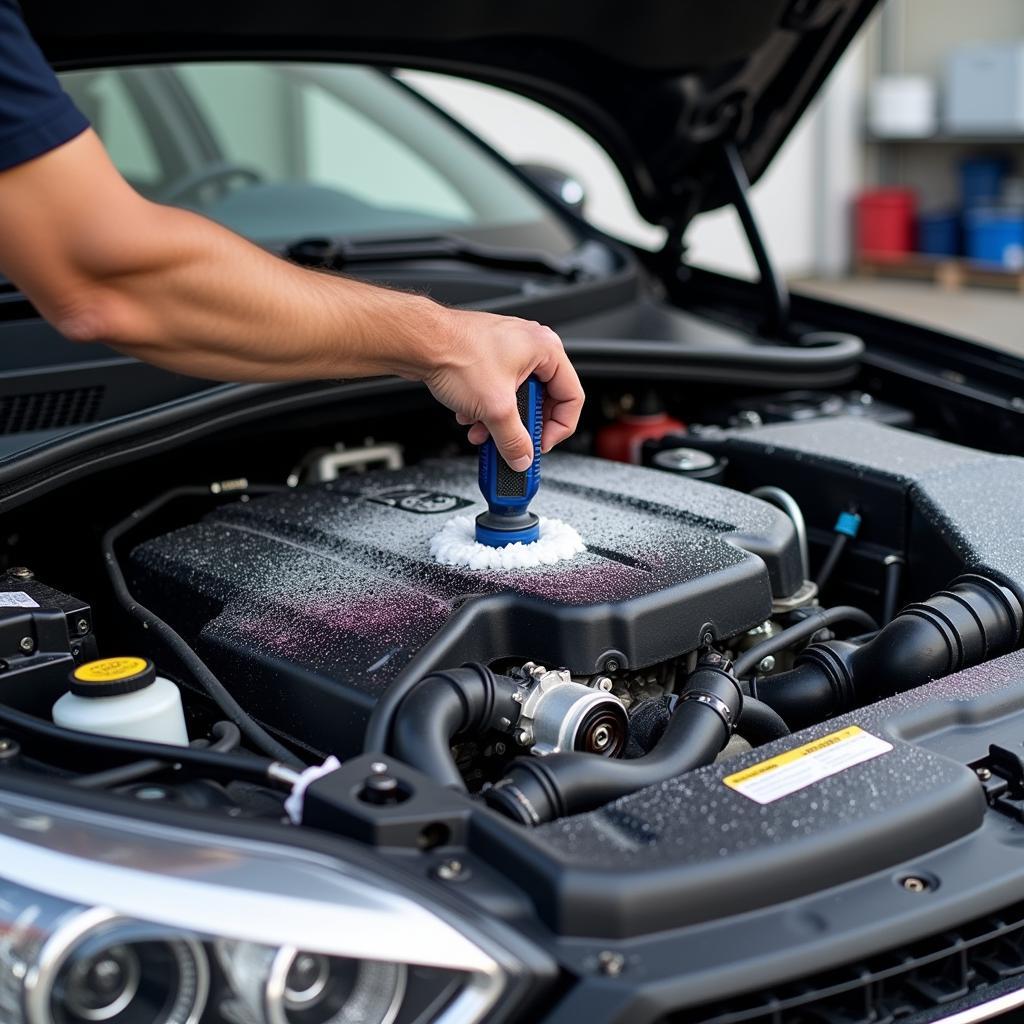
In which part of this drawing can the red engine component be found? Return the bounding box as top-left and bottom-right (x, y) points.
(596, 395), (685, 464)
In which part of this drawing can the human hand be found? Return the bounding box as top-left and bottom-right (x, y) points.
(422, 309), (584, 471)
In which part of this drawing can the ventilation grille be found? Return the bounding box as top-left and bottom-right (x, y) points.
(0, 387), (105, 434)
(666, 899), (1024, 1024)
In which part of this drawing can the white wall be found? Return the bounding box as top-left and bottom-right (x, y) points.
(402, 37), (867, 281)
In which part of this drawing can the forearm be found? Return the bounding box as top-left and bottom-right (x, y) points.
(57, 201), (448, 382)
(0, 130), (447, 382)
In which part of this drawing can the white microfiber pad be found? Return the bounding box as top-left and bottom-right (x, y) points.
(430, 514), (585, 571)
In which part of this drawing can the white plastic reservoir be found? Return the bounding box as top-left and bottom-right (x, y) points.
(53, 656), (189, 746)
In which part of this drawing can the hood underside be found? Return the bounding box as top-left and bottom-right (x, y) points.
(26, 0), (878, 227)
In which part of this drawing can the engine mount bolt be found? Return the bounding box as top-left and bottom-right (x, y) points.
(605, 659), (620, 673)
(976, 767), (993, 781)
(901, 876), (930, 894)
(76, 618), (90, 635)
(9, 567), (32, 580)
(702, 631), (714, 646)
(435, 859), (464, 882)
(18, 637), (33, 653)
(594, 677), (613, 691)
(758, 655), (777, 673)
(596, 951), (626, 977)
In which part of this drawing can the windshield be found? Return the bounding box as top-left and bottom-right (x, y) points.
(59, 62), (578, 253)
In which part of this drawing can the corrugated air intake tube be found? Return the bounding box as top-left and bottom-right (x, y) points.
(751, 574), (1023, 728)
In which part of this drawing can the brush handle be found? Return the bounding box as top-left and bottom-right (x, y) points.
(478, 377), (543, 518)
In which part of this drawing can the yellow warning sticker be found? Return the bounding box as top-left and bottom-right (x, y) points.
(724, 725), (893, 805)
(73, 656), (148, 683)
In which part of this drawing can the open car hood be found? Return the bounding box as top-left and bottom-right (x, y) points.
(27, 0), (878, 228)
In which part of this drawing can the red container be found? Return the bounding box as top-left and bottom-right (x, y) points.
(855, 188), (917, 261)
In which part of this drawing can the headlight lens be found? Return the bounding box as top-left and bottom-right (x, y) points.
(0, 793), (515, 1024)
(216, 941), (409, 1024)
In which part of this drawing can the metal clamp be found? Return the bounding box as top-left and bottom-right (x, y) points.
(679, 689), (735, 732)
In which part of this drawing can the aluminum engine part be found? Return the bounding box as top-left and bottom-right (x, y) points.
(512, 662), (628, 757)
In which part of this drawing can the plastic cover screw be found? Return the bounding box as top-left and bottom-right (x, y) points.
(597, 951), (626, 976)
(435, 859), (464, 882)
(901, 876), (930, 893)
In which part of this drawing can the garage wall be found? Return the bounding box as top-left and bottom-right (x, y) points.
(865, 1), (1024, 210)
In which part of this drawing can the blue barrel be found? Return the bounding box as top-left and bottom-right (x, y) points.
(917, 211), (961, 256)
(960, 156), (1012, 210)
(965, 207), (1024, 268)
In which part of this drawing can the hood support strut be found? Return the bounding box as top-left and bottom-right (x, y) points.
(721, 141), (791, 339)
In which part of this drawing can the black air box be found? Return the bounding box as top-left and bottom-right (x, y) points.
(129, 455), (800, 754)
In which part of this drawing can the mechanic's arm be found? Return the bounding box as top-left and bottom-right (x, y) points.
(0, 130), (583, 470)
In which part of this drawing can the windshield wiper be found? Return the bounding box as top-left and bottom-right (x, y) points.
(285, 233), (589, 281)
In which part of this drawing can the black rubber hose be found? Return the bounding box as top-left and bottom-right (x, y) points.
(815, 531), (849, 591)
(882, 554), (905, 624)
(733, 605), (878, 678)
(102, 485), (304, 768)
(753, 574), (1023, 728)
(73, 721), (245, 789)
(72, 758), (166, 790)
(736, 697), (791, 744)
(486, 658), (742, 825)
(388, 665), (520, 789)
(0, 702), (281, 787)
(209, 720), (242, 753)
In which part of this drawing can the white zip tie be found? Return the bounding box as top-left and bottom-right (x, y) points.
(283, 755), (342, 824)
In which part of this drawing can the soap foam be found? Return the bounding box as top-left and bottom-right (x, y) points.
(430, 514), (585, 571)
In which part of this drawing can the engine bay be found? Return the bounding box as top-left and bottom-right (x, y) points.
(1, 379), (1022, 842)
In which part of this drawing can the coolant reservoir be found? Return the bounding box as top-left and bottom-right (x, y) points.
(53, 656), (188, 746)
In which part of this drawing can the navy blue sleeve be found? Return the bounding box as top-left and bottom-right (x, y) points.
(0, 0), (88, 171)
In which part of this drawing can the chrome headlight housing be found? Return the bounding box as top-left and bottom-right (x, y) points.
(0, 791), (533, 1024)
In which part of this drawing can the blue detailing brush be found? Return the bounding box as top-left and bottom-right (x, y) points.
(475, 377), (544, 547)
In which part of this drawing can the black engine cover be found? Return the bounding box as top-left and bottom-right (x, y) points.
(129, 455), (800, 755)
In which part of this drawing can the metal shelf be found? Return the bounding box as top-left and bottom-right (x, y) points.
(866, 133), (1024, 145)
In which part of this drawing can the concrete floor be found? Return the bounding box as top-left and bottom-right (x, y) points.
(792, 277), (1024, 358)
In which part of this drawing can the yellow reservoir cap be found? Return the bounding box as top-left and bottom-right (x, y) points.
(69, 657), (156, 697)
(73, 656), (150, 683)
